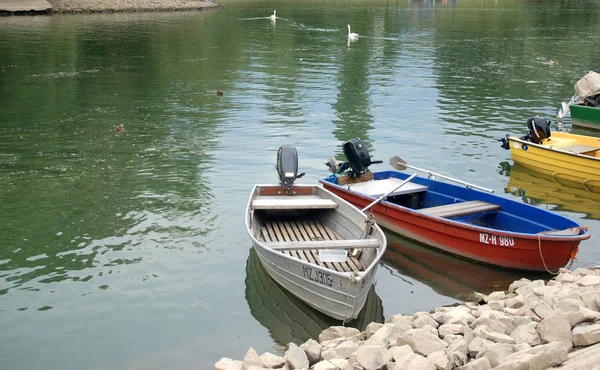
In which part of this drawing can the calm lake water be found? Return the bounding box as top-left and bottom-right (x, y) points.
(1, 1), (599, 368)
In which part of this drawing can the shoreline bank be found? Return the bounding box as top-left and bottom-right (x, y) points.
(217, 267), (600, 370)
(0, 0), (221, 14)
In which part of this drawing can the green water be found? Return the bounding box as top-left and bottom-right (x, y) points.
(1, 1), (599, 368)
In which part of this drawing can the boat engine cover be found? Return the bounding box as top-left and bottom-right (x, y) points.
(342, 138), (373, 176)
(523, 116), (551, 144)
(277, 146), (299, 189)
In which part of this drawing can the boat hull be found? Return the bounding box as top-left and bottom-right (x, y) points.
(506, 134), (600, 192)
(245, 184), (386, 321)
(570, 104), (600, 130)
(320, 172), (589, 272)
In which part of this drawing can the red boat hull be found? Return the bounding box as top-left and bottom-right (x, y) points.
(321, 183), (583, 272)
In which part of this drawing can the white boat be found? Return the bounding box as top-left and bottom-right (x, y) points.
(245, 146), (387, 322)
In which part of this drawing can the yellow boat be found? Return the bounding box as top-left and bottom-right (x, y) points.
(506, 163), (600, 220)
(500, 117), (600, 192)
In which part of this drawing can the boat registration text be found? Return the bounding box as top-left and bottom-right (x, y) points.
(479, 233), (515, 246)
(303, 266), (342, 290)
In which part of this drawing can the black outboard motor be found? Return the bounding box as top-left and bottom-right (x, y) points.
(522, 116), (552, 144)
(500, 116), (552, 150)
(338, 138), (382, 178)
(276, 146), (305, 192)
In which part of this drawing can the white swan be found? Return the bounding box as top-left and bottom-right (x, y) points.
(270, 10), (276, 21)
(347, 24), (358, 40)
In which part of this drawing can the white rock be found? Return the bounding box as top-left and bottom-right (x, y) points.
(473, 325), (516, 344)
(356, 344), (392, 370)
(505, 295), (524, 309)
(442, 306), (476, 326)
(391, 353), (436, 370)
(456, 356), (491, 370)
(388, 344), (414, 362)
(438, 323), (465, 338)
(333, 340), (359, 359)
(572, 322), (600, 346)
(413, 315), (440, 329)
(329, 358), (353, 370)
(445, 338), (468, 357)
(510, 321), (542, 346)
(396, 328), (448, 356)
(531, 300), (554, 319)
(285, 343), (309, 370)
(427, 350), (451, 370)
(492, 341), (568, 370)
(214, 357), (243, 370)
(486, 291), (506, 302)
(468, 337), (492, 358)
(580, 290), (600, 311)
(319, 326), (361, 342)
(365, 321), (412, 348)
(555, 298), (585, 312)
(488, 300), (505, 310)
(443, 334), (462, 345)
(577, 275), (600, 287)
(386, 314), (413, 326)
(312, 360), (337, 370)
(536, 309), (573, 352)
(242, 347), (263, 369)
(508, 279), (531, 294)
(555, 342), (600, 369)
(299, 338), (321, 365)
(259, 352), (285, 369)
(471, 316), (507, 334)
(515, 280), (545, 297)
(476, 342), (518, 367)
(450, 352), (468, 367)
(364, 322), (384, 340)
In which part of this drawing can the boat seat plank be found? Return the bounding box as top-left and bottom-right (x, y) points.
(554, 144), (599, 155)
(422, 200), (501, 218)
(266, 239), (380, 250)
(252, 197), (338, 210)
(348, 178), (428, 198)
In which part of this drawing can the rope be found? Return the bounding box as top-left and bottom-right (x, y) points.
(342, 273), (358, 326)
(538, 233), (559, 275)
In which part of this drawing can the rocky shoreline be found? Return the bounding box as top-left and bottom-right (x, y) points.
(216, 267), (600, 370)
(0, 0), (221, 14)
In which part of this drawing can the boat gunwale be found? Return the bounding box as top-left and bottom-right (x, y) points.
(318, 178), (590, 243)
(507, 136), (600, 162)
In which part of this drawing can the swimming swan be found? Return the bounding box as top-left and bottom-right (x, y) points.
(270, 10), (276, 21)
(347, 24), (358, 40)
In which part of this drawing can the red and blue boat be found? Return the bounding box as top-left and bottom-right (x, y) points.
(319, 138), (590, 272)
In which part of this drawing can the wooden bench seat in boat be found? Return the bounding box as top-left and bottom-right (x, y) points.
(259, 219), (366, 272)
(265, 239), (380, 251)
(348, 178), (428, 198)
(421, 200), (501, 218)
(553, 144), (599, 155)
(252, 195), (338, 210)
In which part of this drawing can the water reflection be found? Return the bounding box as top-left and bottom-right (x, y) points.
(504, 162), (600, 221)
(382, 233), (546, 300)
(244, 248), (384, 346)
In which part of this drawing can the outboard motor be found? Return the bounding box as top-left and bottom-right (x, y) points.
(276, 146), (305, 192)
(338, 138), (382, 178)
(522, 116), (552, 144)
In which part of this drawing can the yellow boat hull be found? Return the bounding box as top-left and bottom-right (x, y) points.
(507, 132), (600, 192)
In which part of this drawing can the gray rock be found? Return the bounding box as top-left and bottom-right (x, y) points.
(285, 343), (309, 370)
(456, 356), (491, 370)
(572, 322), (600, 346)
(492, 341), (568, 370)
(215, 357), (243, 370)
(319, 327), (361, 342)
(259, 352), (286, 369)
(427, 350), (451, 370)
(356, 344), (392, 370)
(299, 339), (321, 365)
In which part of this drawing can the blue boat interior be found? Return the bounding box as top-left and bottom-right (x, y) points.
(323, 170), (584, 235)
